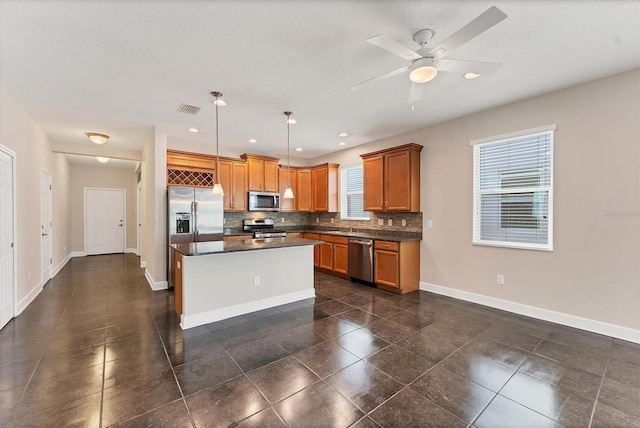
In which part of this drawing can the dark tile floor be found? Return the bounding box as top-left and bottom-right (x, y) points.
(1, 254), (639, 427)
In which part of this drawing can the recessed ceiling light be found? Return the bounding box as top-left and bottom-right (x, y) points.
(248, 138), (257, 143)
(96, 156), (109, 163)
(463, 72), (481, 80)
(338, 132), (349, 137)
(295, 147), (303, 152)
(338, 142), (346, 146)
(188, 128), (199, 133)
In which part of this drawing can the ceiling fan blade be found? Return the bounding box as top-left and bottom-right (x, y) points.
(408, 82), (424, 103)
(367, 35), (422, 60)
(436, 58), (501, 75)
(350, 65), (410, 90)
(428, 6), (507, 58)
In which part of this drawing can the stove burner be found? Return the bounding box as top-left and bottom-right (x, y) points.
(243, 218), (287, 239)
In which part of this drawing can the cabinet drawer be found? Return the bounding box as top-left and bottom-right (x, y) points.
(303, 233), (319, 240)
(375, 240), (399, 251)
(319, 234), (349, 245)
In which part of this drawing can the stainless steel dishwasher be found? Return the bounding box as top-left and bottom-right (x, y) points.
(348, 238), (374, 283)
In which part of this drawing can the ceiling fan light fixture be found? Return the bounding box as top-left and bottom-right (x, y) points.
(86, 132), (109, 145)
(464, 72), (481, 80)
(409, 58), (438, 83)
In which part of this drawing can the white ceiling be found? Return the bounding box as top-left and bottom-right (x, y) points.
(1, 1), (638, 160)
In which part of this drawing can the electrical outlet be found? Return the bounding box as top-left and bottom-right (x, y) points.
(497, 274), (505, 285)
(387, 218), (393, 226)
(377, 218), (384, 226)
(316, 217), (319, 223)
(254, 275), (260, 286)
(281, 217), (285, 223)
(330, 217), (334, 224)
(401, 219), (407, 227)
(223, 218), (226, 224)
(427, 220), (433, 229)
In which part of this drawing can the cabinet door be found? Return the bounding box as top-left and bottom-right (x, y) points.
(218, 161), (233, 210)
(279, 166), (297, 211)
(363, 155), (384, 211)
(264, 160), (279, 192)
(231, 162), (247, 211)
(304, 233), (320, 267)
(319, 242), (333, 270)
(247, 158), (264, 191)
(333, 243), (348, 275)
(384, 151), (411, 211)
(297, 169), (312, 212)
(375, 249), (399, 288)
(312, 166), (328, 212)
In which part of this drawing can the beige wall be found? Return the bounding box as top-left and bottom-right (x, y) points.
(69, 164), (137, 252)
(0, 83), (71, 304)
(312, 69), (640, 331)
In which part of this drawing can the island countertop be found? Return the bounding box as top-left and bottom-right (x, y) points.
(171, 237), (322, 256)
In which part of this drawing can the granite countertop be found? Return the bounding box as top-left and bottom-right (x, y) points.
(171, 237), (323, 256)
(295, 228), (421, 242)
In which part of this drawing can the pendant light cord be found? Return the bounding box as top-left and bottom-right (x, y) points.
(215, 96), (220, 185)
(287, 117), (291, 188)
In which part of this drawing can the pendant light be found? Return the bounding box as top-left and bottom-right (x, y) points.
(283, 111), (295, 199)
(211, 91), (225, 196)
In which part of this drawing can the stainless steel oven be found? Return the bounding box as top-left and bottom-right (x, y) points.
(248, 191), (280, 212)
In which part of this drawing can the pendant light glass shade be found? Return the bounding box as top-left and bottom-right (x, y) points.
(283, 111), (295, 199)
(211, 91), (225, 196)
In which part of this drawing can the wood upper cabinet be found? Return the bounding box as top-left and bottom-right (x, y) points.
(297, 169), (313, 212)
(241, 154), (280, 192)
(361, 144), (422, 212)
(167, 150), (215, 171)
(374, 240), (419, 294)
(218, 159), (247, 211)
(312, 163), (338, 212)
(279, 165), (297, 211)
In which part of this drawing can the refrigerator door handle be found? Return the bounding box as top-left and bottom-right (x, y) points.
(192, 201), (197, 240)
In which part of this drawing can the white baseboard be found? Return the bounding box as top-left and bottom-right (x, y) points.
(145, 269), (168, 291)
(140, 260), (147, 268)
(420, 282), (640, 344)
(125, 248), (137, 254)
(16, 280), (44, 315)
(52, 253), (72, 277)
(71, 251), (87, 257)
(181, 288), (316, 329)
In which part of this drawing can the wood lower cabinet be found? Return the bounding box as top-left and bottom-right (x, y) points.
(317, 234), (348, 276)
(172, 248), (183, 316)
(242, 154), (279, 192)
(218, 160), (247, 211)
(287, 232), (302, 238)
(361, 143), (422, 212)
(374, 240), (420, 294)
(303, 233), (320, 267)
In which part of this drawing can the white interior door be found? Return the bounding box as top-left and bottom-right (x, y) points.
(86, 188), (125, 255)
(0, 147), (15, 329)
(40, 170), (52, 283)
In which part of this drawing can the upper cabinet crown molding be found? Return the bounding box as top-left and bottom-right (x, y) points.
(361, 143), (423, 212)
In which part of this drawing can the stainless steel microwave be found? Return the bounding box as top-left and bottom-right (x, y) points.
(248, 191), (280, 211)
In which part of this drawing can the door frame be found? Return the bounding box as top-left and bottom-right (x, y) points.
(0, 145), (17, 321)
(137, 183), (141, 256)
(40, 169), (52, 284)
(84, 187), (126, 255)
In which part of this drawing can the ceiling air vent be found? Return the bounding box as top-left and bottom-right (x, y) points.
(177, 103), (201, 115)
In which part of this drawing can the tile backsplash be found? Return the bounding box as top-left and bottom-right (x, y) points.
(223, 210), (422, 233)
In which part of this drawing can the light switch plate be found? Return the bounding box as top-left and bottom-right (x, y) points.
(378, 218), (384, 226)
(330, 218), (334, 223)
(401, 219), (407, 227)
(427, 220), (433, 228)
(387, 219), (393, 226)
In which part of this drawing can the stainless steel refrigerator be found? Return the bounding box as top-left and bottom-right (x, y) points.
(167, 186), (224, 288)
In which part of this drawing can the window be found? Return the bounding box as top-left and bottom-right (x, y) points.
(340, 166), (370, 220)
(471, 125), (555, 251)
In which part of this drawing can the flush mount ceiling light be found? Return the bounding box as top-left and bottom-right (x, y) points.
(295, 147), (303, 152)
(188, 127), (200, 133)
(338, 142), (346, 146)
(338, 132), (349, 137)
(96, 156), (109, 163)
(248, 138), (257, 143)
(283, 111), (295, 199)
(409, 58), (438, 83)
(211, 91), (226, 196)
(85, 132), (109, 145)
(463, 72), (481, 80)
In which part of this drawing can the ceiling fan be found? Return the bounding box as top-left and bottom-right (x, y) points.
(351, 6), (508, 101)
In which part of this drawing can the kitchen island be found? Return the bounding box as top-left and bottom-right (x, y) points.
(171, 237), (322, 329)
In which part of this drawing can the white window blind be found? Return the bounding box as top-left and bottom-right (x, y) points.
(472, 125), (554, 251)
(340, 166), (370, 220)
